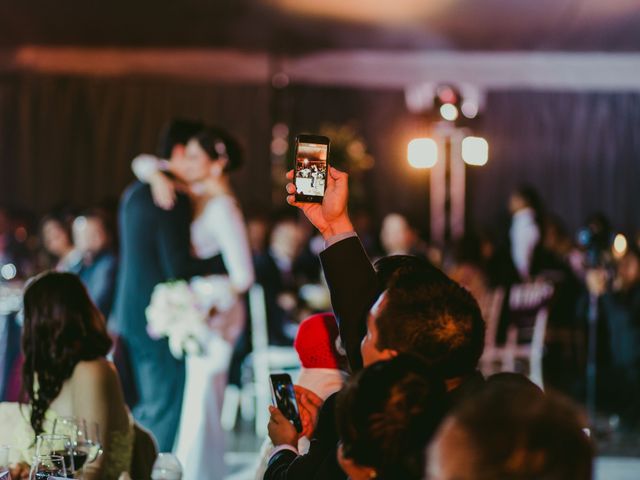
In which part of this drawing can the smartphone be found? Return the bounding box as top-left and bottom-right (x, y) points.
(293, 134), (330, 203)
(269, 373), (303, 433)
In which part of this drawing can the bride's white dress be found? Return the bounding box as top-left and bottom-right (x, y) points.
(174, 195), (254, 480)
(133, 156), (254, 480)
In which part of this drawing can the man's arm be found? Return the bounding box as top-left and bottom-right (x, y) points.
(285, 167), (378, 373)
(319, 236), (378, 373)
(157, 193), (227, 279)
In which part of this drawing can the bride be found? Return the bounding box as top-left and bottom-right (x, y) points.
(132, 126), (254, 479)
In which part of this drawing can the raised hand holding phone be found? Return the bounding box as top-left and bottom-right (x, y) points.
(293, 135), (330, 203)
(286, 166), (353, 240)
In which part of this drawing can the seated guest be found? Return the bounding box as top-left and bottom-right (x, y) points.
(426, 378), (593, 480)
(264, 168), (486, 480)
(71, 210), (118, 318)
(583, 243), (640, 430)
(40, 213), (81, 271)
(379, 212), (438, 263)
(255, 312), (348, 479)
(336, 355), (449, 480)
(20, 271), (133, 480)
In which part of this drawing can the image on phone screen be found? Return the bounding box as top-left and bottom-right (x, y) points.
(295, 141), (328, 198)
(270, 374), (302, 432)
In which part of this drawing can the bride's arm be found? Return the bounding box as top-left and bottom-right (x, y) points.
(131, 154), (176, 210)
(132, 154), (169, 182)
(208, 197), (255, 294)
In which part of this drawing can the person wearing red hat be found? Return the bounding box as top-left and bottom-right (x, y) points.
(255, 313), (348, 479)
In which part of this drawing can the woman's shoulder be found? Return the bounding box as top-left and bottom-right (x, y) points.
(71, 358), (118, 386)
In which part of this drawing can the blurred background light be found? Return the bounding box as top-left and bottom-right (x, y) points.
(462, 136), (489, 166)
(408, 138), (437, 168)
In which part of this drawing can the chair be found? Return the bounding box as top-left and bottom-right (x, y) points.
(221, 284), (300, 435)
(481, 281), (554, 388)
(129, 422), (158, 480)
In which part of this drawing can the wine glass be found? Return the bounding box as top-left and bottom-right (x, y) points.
(52, 417), (91, 475)
(35, 435), (75, 474)
(151, 453), (182, 480)
(28, 454), (67, 480)
(0, 446), (10, 480)
(76, 421), (102, 466)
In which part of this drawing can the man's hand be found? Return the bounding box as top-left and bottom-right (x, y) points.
(294, 385), (324, 439)
(268, 406), (299, 447)
(149, 171), (177, 210)
(286, 167), (354, 240)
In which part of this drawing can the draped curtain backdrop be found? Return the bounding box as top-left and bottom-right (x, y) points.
(470, 90), (640, 235)
(0, 74), (639, 236)
(0, 75), (272, 215)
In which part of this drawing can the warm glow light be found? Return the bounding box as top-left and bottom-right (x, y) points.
(461, 100), (479, 119)
(440, 103), (458, 122)
(462, 136), (489, 166)
(408, 138), (437, 169)
(613, 233), (628, 258)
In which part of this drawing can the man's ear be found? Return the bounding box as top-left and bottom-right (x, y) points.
(380, 348), (398, 361)
(338, 444), (378, 479)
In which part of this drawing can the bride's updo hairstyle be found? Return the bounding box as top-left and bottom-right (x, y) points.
(22, 271), (112, 436)
(189, 127), (243, 173)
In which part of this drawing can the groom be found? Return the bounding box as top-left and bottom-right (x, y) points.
(113, 119), (227, 451)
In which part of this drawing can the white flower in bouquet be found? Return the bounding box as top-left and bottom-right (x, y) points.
(146, 280), (208, 359)
(190, 275), (237, 313)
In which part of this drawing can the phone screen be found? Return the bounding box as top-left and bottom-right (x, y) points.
(270, 374), (303, 432)
(294, 140), (328, 200)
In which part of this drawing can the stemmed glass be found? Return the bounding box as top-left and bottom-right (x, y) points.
(52, 417), (103, 473)
(0, 446), (10, 480)
(151, 453), (182, 480)
(28, 454), (67, 480)
(35, 435), (75, 475)
(77, 422), (103, 465)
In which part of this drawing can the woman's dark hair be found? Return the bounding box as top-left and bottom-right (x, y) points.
(336, 354), (449, 480)
(190, 127), (243, 172)
(22, 271), (112, 436)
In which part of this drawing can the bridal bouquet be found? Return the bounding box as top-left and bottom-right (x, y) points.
(146, 276), (238, 359)
(145, 280), (209, 359)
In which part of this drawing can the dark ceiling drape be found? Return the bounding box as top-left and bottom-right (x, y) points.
(1, 74), (639, 237)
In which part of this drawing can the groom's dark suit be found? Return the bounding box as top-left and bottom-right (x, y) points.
(113, 181), (226, 451)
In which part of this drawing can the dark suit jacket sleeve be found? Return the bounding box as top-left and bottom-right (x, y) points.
(88, 253), (118, 317)
(264, 394), (344, 480)
(156, 194), (227, 279)
(320, 236), (379, 372)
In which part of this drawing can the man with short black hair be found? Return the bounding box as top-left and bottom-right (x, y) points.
(264, 168), (486, 479)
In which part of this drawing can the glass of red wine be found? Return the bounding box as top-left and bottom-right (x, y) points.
(51, 418), (90, 475)
(28, 454), (67, 480)
(35, 435), (75, 476)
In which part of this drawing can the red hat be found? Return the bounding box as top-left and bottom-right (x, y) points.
(294, 313), (344, 369)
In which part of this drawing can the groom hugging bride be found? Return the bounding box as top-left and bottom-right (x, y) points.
(114, 119), (254, 480)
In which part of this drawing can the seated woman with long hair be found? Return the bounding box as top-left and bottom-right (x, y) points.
(21, 271), (133, 479)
